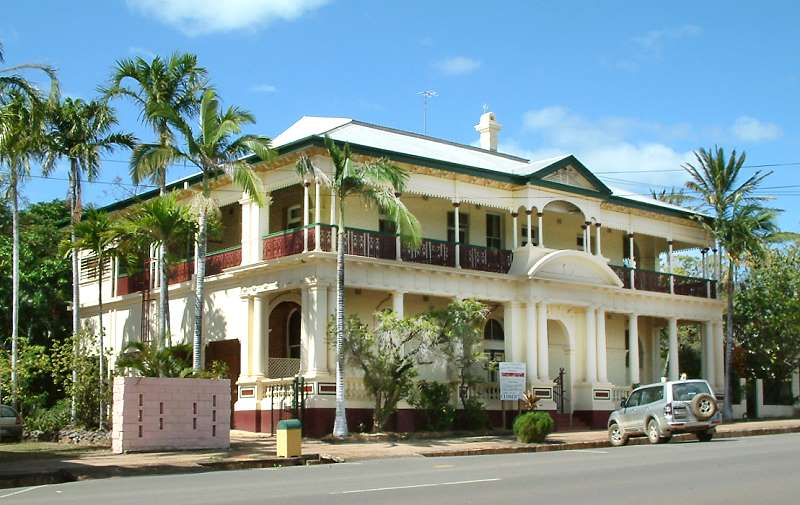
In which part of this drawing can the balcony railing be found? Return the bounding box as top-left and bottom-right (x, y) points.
(263, 227), (306, 260)
(205, 245), (242, 275)
(267, 357), (301, 379)
(611, 264), (716, 299)
(461, 244), (514, 274)
(343, 227), (395, 259)
(401, 238), (456, 267)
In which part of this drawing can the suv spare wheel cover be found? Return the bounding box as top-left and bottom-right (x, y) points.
(690, 393), (717, 420)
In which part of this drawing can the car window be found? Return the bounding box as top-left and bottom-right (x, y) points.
(672, 382), (710, 401)
(0, 405), (17, 417)
(626, 390), (643, 407)
(643, 386), (664, 404)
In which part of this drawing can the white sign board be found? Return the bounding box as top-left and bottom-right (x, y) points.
(498, 362), (526, 401)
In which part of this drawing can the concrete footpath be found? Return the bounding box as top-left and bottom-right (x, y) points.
(1, 418), (798, 489)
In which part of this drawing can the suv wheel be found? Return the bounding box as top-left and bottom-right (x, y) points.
(608, 423), (628, 447)
(647, 420), (668, 444)
(696, 430), (714, 442)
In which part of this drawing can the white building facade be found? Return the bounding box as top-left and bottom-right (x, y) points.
(79, 113), (725, 435)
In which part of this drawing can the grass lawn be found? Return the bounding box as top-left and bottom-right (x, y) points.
(0, 441), (108, 461)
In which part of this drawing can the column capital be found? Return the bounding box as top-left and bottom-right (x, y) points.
(525, 209), (532, 215)
(537, 211), (543, 217)
(511, 211), (518, 217)
(452, 200), (461, 208)
(595, 222), (602, 228)
(303, 180), (311, 187)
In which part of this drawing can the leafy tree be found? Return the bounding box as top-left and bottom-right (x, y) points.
(296, 137), (422, 437)
(71, 208), (115, 429)
(734, 246), (800, 383)
(0, 40), (59, 101)
(137, 88), (273, 370)
(339, 311), (438, 432)
(432, 298), (490, 409)
(105, 53), (207, 344)
(683, 146), (779, 419)
(43, 97), (135, 420)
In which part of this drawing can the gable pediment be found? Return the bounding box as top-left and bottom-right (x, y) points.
(542, 165), (597, 190)
(530, 155), (611, 194)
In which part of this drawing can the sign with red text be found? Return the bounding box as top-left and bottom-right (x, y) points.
(498, 362), (526, 401)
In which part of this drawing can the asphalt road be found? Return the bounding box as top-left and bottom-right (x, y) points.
(3, 433), (799, 504)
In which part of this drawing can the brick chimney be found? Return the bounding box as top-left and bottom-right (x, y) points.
(475, 111), (501, 151)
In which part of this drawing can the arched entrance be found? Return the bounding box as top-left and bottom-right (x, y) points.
(268, 301), (302, 378)
(548, 319), (573, 413)
(541, 200), (586, 251)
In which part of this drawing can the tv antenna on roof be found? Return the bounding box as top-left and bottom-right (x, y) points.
(418, 90), (438, 135)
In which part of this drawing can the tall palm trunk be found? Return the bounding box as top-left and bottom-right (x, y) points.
(158, 153), (170, 350)
(10, 170), (19, 409)
(332, 204), (348, 437)
(192, 206), (207, 371)
(97, 254), (105, 430)
(69, 158), (81, 422)
(723, 261), (735, 421)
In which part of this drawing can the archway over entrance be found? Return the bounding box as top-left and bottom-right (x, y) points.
(268, 301), (301, 378)
(548, 319), (572, 413)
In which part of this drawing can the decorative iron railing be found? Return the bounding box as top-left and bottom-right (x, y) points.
(672, 273), (707, 298)
(267, 357), (301, 379)
(610, 264), (715, 299)
(205, 245), (242, 275)
(401, 238), (456, 267)
(460, 244), (514, 273)
(263, 226), (306, 260)
(343, 227), (396, 259)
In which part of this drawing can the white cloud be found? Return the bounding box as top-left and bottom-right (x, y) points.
(250, 83), (277, 93)
(434, 56), (480, 76)
(633, 24), (701, 53)
(126, 0), (330, 36)
(731, 115), (782, 142)
(514, 106), (695, 186)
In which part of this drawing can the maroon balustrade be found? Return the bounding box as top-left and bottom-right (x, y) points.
(206, 246), (242, 275)
(116, 270), (149, 296)
(401, 239), (455, 267)
(343, 228), (396, 259)
(672, 274), (707, 298)
(309, 225), (334, 253)
(168, 260), (193, 285)
(633, 269), (671, 293)
(263, 228), (305, 260)
(460, 244), (513, 274)
(610, 264), (632, 289)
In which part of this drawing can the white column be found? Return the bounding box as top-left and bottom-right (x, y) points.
(667, 317), (679, 380)
(628, 233), (636, 288)
(702, 320), (715, 386)
(453, 202), (461, 268)
(583, 223), (590, 253)
(714, 321), (725, 390)
(585, 306), (597, 383)
(251, 296), (266, 377)
(511, 212), (518, 249)
(330, 190), (337, 253)
(537, 301), (549, 381)
(668, 240), (675, 294)
(239, 297), (251, 376)
(596, 307), (608, 383)
(595, 223), (602, 257)
(628, 314), (640, 385)
(240, 196), (252, 263)
(392, 291), (404, 318)
(302, 181), (310, 252)
(537, 211), (544, 247)
(526, 209), (533, 247)
(306, 284), (328, 375)
(314, 180), (321, 251)
(525, 302), (538, 384)
(505, 302), (523, 362)
(652, 326), (663, 382)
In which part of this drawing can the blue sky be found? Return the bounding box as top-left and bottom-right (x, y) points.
(3, 1), (799, 231)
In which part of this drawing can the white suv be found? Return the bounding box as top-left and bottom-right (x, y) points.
(608, 379), (721, 447)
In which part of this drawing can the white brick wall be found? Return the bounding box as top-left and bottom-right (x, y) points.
(112, 377), (231, 454)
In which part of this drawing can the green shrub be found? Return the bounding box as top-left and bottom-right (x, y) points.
(409, 380), (455, 431)
(25, 399), (70, 434)
(513, 411), (554, 443)
(461, 396), (489, 430)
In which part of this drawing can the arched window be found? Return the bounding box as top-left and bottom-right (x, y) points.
(484, 319), (504, 341)
(287, 309), (301, 359)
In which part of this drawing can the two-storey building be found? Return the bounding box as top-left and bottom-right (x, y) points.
(79, 112), (725, 435)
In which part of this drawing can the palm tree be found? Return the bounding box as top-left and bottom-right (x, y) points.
(137, 88), (273, 370)
(0, 90), (48, 407)
(0, 41), (59, 100)
(118, 193), (198, 347)
(71, 208), (115, 429)
(683, 146), (778, 420)
(295, 136), (422, 437)
(650, 187), (693, 207)
(105, 53), (207, 346)
(43, 97), (135, 421)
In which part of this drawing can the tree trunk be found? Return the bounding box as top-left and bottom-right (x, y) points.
(158, 171), (170, 350)
(373, 394), (382, 433)
(723, 260), (735, 421)
(70, 158), (81, 423)
(10, 171), (19, 409)
(192, 206), (207, 371)
(332, 204), (348, 438)
(97, 255), (105, 430)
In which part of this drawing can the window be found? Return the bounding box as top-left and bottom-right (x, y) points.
(378, 213), (397, 235)
(671, 381), (710, 402)
(286, 205), (303, 229)
(483, 319), (505, 341)
(486, 214), (502, 249)
(447, 211), (469, 243)
(626, 389), (643, 407)
(641, 386), (664, 404)
(287, 309), (301, 359)
(0, 405), (17, 418)
(520, 226), (537, 247)
(484, 350), (505, 382)
(79, 254), (111, 283)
